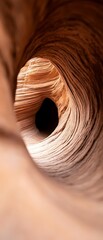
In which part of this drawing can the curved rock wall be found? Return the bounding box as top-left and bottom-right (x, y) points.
(1, 0), (103, 239)
(15, 55), (103, 200)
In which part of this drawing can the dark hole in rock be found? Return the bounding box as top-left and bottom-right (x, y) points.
(35, 98), (58, 135)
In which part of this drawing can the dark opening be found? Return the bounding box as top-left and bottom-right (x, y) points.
(35, 98), (58, 135)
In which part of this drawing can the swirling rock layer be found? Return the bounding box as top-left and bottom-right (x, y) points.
(1, 0), (103, 239)
(15, 49), (103, 199)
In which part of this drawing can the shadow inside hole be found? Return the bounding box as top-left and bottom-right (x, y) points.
(35, 98), (58, 135)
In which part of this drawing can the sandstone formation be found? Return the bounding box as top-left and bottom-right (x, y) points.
(0, 0), (103, 239)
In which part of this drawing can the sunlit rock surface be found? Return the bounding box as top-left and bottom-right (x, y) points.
(15, 55), (103, 200)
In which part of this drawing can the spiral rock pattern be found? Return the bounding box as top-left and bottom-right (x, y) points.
(1, 0), (103, 239)
(15, 2), (103, 198)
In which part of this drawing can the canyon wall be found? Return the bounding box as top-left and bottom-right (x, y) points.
(0, 0), (103, 239)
